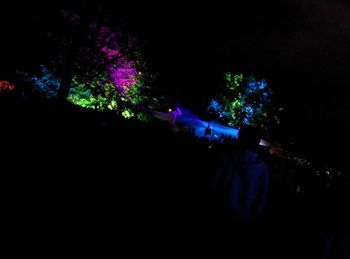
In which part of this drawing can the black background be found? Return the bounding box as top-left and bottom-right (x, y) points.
(1, 0), (349, 166)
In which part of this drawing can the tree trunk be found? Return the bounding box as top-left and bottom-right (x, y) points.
(57, 18), (85, 104)
(57, 54), (75, 103)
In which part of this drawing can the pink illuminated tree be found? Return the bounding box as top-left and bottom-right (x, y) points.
(65, 20), (159, 118)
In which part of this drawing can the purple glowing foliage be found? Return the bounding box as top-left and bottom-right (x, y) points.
(101, 47), (120, 59)
(88, 24), (143, 95)
(67, 21), (157, 119)
(110, 67), (138, 93)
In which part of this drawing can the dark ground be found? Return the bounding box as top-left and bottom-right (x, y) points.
(1, 98), (349, 258)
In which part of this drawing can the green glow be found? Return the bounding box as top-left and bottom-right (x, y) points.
(234, 74), (243, 86)
(208, 72), (281, 129)
(67, 74), (118, 111)
(228, 73), (243, 90)
(122, 109), (134, 119)
(136, 112), (151, 122)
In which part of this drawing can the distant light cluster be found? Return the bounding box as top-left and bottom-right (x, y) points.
(0, 80), (15, 92)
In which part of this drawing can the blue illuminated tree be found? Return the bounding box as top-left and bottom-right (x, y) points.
(208, 72), (282, 129)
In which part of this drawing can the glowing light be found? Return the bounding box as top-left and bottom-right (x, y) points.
(259, 139), (270, 146)
(65, 23), (154, 118)
(207, 72), (281, 129)
(68, 75), (118, 111)
(16, 65), (60, 99)
(122, 109), (134, 119)
(17, 13), (160, 122)
(168, 108), (172, 112)
(0, 80), (15, 92)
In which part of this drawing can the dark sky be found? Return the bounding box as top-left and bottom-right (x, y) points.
(1, 0), (349, 163)
(123, 0), (350, 160)
(126, 1), (350, 123)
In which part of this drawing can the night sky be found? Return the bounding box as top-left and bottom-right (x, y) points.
(1, 0), (349, 164)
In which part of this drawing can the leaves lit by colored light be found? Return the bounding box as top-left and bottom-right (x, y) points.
(16, 65), (61, 99)
(122, 108), (134, 119)
(208, 72), (281, 130)
(68, 74), (118, 111)
(0, 80), (15, 92)
(110, 66), (139, 94)
(16, 12), (161, 122)
(65, 21), (154, 118)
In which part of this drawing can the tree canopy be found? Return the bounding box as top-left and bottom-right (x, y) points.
(208, 72), (283, 130)
(16, 10), (161, 121)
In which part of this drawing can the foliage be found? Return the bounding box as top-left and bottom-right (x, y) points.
(0, 80), (15, 92)
(66, 22), (159, 120)
(208, 72), (282, 129)
(16, 65), (61, 100)
(17, 11), (161, 121)
(67, 74), (118, 111)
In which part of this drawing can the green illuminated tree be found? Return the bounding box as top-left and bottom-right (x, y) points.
(208, 72), (282, 129)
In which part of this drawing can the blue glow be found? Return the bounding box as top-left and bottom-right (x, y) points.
(153, 105), (272, 147)
(191, 120), (239, 141)
(259, 80), (267, 89)
(153, 105), (239, 141)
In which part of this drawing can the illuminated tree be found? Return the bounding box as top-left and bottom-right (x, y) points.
(17, 10), (160, 121)
(17, 65), (60, 100)
(208, 72), (282, 129)
(0, 80), (15, 92)
(64, 20), (159, 120)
